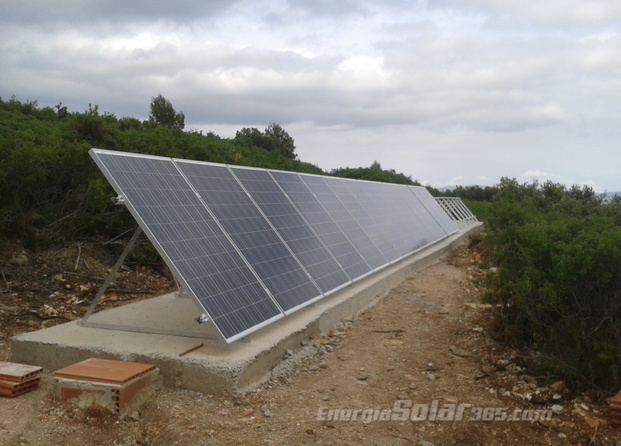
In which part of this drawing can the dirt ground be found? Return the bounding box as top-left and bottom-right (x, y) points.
(1, 240), (620, 445)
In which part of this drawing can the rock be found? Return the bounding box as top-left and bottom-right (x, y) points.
(261, 405), (272, 418)
(579, 403), (589, 411)
(9, 254), (28, 266)
(538, 418), (560, 429)
(551, 404), (563, 415)
(426, 373), (436, 381)
(472, 326), (484, 333)
(418, 442), (435, 446)
(549, 380), (566, 393)
(356, 374), (369, 381)
(449, 346), (472, 358)
(409, 383), (417, 390)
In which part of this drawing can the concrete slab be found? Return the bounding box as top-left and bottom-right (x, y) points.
(10, 224), (482, 396)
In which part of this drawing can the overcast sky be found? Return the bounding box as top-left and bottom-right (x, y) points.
(2, 1), (620, 191)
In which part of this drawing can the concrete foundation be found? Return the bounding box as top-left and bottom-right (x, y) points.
(10, 224), (482, 396)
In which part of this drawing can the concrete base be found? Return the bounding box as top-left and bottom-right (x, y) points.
(10, 224), (482, 396)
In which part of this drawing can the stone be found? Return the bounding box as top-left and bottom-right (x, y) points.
(549, 380), (566, 393)
(261, 405), (272, 418)
(551, 405), (563, 415)
(9, 254), (28, 266)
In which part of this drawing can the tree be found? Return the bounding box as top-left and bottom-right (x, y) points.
(264, 123), (296, 159)
(234, 127), (265, 149)
(234, 123), (297, 159)
(149, 94), (185, 129)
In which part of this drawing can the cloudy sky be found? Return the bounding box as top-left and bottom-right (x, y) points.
(2, 1), (620, 191)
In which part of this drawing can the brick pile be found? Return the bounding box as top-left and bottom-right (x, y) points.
(0, 361), (43, 398)
(610, 391), (621, 430)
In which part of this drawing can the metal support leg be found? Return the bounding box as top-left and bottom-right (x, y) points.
(77, 226), (219, 340)
(78, 227), (142, 326)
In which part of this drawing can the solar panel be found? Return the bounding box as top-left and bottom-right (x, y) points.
(89, 149), (461, 344)
(408, 186), (459, 236)
(90, 150), (283, 343)
(271, 171), (370, 282)
(175, 160), (323, 313)
(338, 179), (401, 260)
(380, 183), (441, 257)
(299, 175), (376, 279)
(230, 166), (350, 295)
(321, 177), (388, 270)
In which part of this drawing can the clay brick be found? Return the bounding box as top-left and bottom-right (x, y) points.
(54, 358), (159, 416)
(610, 391), (621, 430)
(0, 361), (42, 382)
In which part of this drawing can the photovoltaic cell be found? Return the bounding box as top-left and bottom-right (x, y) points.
(231, 167), (350, 295)
(175, 161), (323, 312)
(90, 150), (283, 342)
(270, 171), (370, 283)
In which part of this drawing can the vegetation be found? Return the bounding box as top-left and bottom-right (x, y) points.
(0, 95), (417, 248)
(233, 123), (297, 160)
(149, 94), (185, 129)
(331, 161), (420, 185)
(456, 178), (621, 392)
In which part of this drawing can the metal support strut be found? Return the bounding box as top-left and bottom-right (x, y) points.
(78, 226), (143, 326)
(77, 227), (219, 340)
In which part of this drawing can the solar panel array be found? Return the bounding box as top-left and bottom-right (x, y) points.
(90, 149), (458, 344)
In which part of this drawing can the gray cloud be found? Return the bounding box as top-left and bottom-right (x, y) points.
(1, 0), (238, 28)
(1, 0), (620, 190)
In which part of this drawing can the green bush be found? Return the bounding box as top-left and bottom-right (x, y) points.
(483, 180), (621, 391)
(1, 96), (424, 247)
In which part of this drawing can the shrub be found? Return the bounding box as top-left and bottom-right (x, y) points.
(484, 180), (621, 391)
